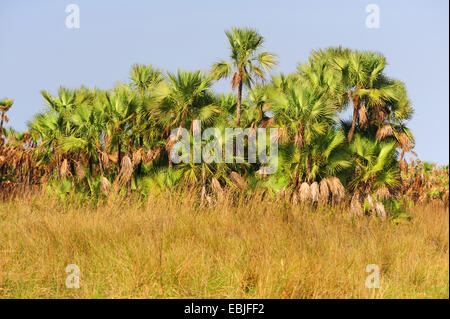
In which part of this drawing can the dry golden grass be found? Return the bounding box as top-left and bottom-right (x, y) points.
(0, 190), (448, 298)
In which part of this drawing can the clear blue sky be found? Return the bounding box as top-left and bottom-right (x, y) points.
(1, 0), (448, 164)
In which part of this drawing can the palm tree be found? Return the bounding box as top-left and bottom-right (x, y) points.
(40, 87), (91, 136)
(0, 98), (14, 145)
(269, 79), (336, 193)
(300, 127), (352, 183)
(155, 70), (221, 168)
(348, 134), (400, 203)
(270, 127), (349, 204)
(28, 110), (58, 165)
(58, 102), (106, 177)
(102, 88), (139, 171)
(244, 84), (272, 129)
(211, 27), (278, 126)
(269, 82), (335, 154)
(129, 64), (166, 176)
(323, 49), (410, 143)
(157, 70), (220, 130)
(297, 49), (345, 110)
(129, 64), (165, 96)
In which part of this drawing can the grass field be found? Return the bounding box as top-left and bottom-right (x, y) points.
(0, 190), (448, 299)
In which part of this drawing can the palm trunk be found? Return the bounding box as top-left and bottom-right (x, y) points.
(117, 138), (122, 172)
(137, 136), (143, 176)
(236, 71), (243, 126)
(297, 122), (304, 151)
(306, 156), (312, 183)
(347, 90), (361, 143)
(89, 157), (94, 178)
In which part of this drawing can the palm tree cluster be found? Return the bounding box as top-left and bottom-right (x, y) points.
(0, 27), (423, 215)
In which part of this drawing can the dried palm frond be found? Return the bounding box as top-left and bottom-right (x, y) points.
(39, 172), (49, 184)
(326, 177), (345, 204)
(376, 124), (394, 141)
(299, 182), (311, 202)
(60, 159), (69, 177)
(375, 202), (386, 220)
(132, 148), (143, 165)
(230, 171), (247, 189)
(334, 178), (345, 202)
(11, 152), (21, 170)
(231, 72), (239, 91)
(319, 179), (330, 204)
(100, 176), (111, 195)
(358, 103), (368, 128)
(373, 105), (387, 124)
(118, 155), (133, 184)
(143, 150), (153, 164)
(108, 152), (118, 164)
(398, 132), (412, 151)
(400, 159), (408, 174)
(375, 187), (391, 200)
(144, 147), (162, 164)
(101, 152), (110, 169)
(294, 131), (303, 150)
(211, 176), (223, 199)
(310, 182), (319, 203)
(75, 161), (86, 179)
(350, 192), (363, 217)
(152, 147), (162, 160)
(261, 117), (274, 128)
(277, 127), (287, 139)
(165, 139), (176, 153)
(200, 185), (207, 205)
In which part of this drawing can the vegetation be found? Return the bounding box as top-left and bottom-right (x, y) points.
(0, 28), (448, 298)
(0, 190), (447, 298)
(1, 28), (432, 214)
